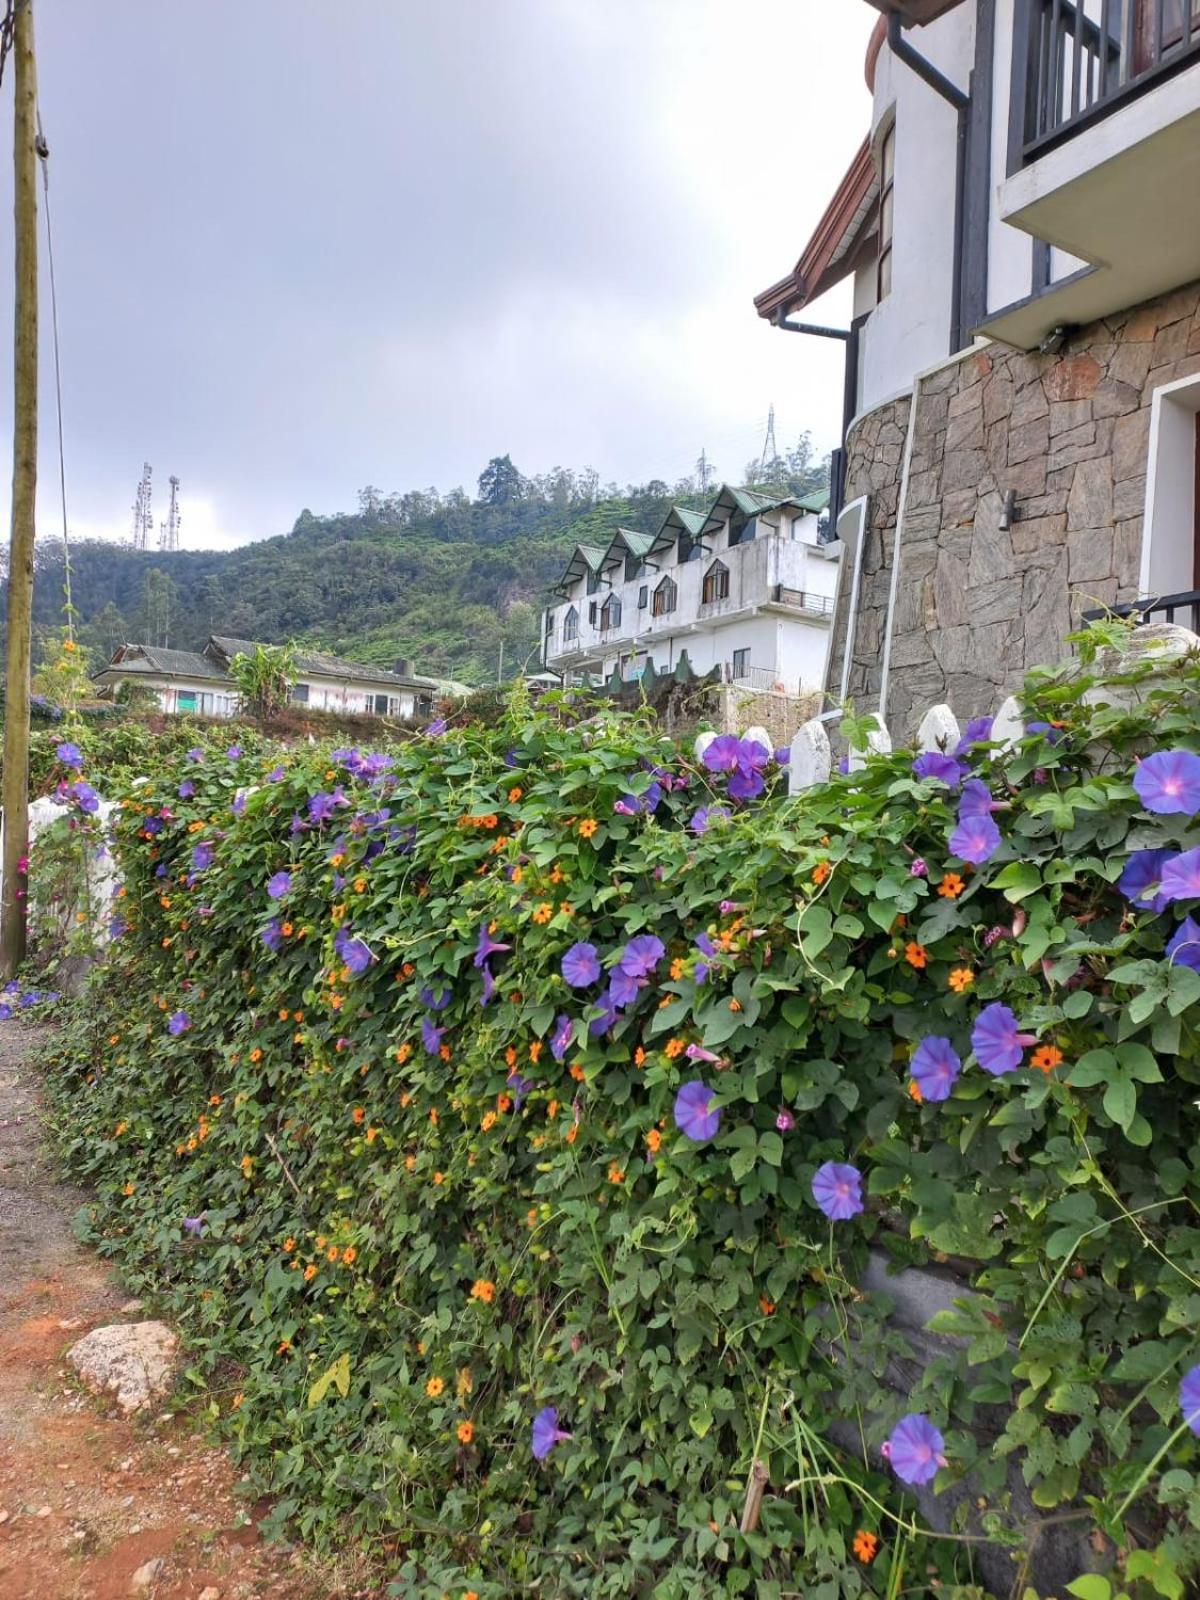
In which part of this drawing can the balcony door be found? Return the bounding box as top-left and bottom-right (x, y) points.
(1135, 0), (1200, 73)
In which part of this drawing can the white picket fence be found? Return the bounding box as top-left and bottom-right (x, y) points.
(695, 622), (1200, 795)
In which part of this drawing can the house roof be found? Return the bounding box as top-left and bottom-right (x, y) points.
(95, 644), (229, 682)
(601, 528), (658, 570)
(699, 484), (812, 537)
(207, 636), (439, 689)
(753, 137), (879, 321)
(553, 544), (609, 592)
(863, 0), (965, 23)
(795, 489), (831, 513)
(647, 503), (709, 561)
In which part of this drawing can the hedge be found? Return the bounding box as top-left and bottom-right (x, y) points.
(43, 647), (1200, 1599)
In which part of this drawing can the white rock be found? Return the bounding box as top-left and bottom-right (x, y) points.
(788, 718), (832, 795)
(198, 1589), (221, 1600)
(130, 1557), (164, 1591)
(118, 1298), (144, 1315)
(990, 694), (1025, 756)
(66, 1321), (179, 1416)
(915, 703), (960, 753)
(693, 730), (716, 762)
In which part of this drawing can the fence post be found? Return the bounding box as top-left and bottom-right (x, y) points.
(916, 704), (960, 753)
(788, 718), (832, 795)
(848, 719), (891, 772)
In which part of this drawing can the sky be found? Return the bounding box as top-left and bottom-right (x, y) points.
(0, 1), (874, 551)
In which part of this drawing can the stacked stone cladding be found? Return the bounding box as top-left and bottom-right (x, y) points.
(829, 279), (1200, 737)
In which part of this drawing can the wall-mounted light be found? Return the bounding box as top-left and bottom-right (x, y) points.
(999, 489), (1018, 532)
(1038, 324), (1074, 355)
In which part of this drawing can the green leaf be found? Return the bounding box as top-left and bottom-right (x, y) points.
(1103, 1074), (1136, 1129)
(991, 861), (1042, 902)
(1065, 1578), (1111, 1600)
(307, 1351), (351, 1408)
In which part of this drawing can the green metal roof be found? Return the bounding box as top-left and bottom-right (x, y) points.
(648, 503), (709, 560)
(795, 489), (830, 513)
(553, 542), (610, 591)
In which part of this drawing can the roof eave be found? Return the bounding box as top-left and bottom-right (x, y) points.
(753, 136), (877, 321)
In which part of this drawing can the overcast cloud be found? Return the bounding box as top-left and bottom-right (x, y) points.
(0, 1), (873, 550)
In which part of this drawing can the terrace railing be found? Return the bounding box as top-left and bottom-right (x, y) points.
(1082, 588), (1200, 631)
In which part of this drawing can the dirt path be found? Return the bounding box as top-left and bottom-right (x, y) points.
(0, 1021), (352, 1600)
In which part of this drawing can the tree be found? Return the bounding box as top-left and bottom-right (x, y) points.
(358, 485), (384, 517)
(136, 567), (180, 648)
(477, 455), (525, 507)
(228, 641), (296, 718)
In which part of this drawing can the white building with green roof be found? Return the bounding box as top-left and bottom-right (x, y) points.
(541, 485), (839, 693)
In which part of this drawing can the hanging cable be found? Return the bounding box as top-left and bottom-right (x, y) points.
(36, 110), (74, 641)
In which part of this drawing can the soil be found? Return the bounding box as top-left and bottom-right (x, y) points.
(0, 1021), (366, 1600)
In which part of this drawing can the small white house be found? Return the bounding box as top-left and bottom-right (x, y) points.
(93, 635), (445, 720)
(541, 485), (839, 693)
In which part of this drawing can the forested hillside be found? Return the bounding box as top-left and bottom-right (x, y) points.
(22, 444), (827, 686)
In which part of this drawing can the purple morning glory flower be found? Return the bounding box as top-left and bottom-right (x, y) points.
(178, 778), (196, 800)
(167, 1010), (190, 1036)
(226, 745), (242, 760)
(950, 811), (1000, 866)
(267, 871), (292, 900)
(1134, 750), (1200, 816)
(885, 1414), (947, 1485)
(186, 747), (203, 762)
(308, 789), (347, 825)
(550, 1013), (574, 1062)
(1160, 848), (1200, 904)
(426, 718), (448, 736)
(701, 735), (743, 774)
(421, 1017), (445, 1055)
(837, 756), (850, 775)
(954, 716), (993, 757)
(141, 815), (163, 836)
(0, 1003), (12, 1021)
(191, 841), (214, 872)
(690, 805), (730, 836)
(480, 966), (497, 1006)
(1180, 1365), (1200, 1435)
(695, 930), (717, 984)
(588, 986), (622, 1036)
(231, 789), (247, 816)
(261, 919), (284, 952)
(335, 930), (374, 975)
(618, 935), (665, 979)
(912, 751), (965, 789)
(673, 1080), (720, 1143)
(183, 1215), (205, 1237)
(267, 764), (286, 782)
(607, 967), (644, 1008)
(420, 985), (452, 1012)
(1166, 916), (1200, 972)
(685, 1043), (722, 1064)
(69, 780), (99, 815)
(958, 778), (997, 818)
(507, 1070), (533, 1108)
(56, 741), (83, 769)
(811, 1161), (864, 1221)
(776, 1108), (795, 1132)
(774, 747), (790, 765)
(1118, 848), (1174, 913)
(1026, 721), (1066, 746)
(532, 1405), (571, 1460)
(562, 942), (601, 988)
(475, 922), (511, 969)
(910, 857), (928, 877)
(971, 1002), (1036, 1076)
(911, 1037), (962, 1102)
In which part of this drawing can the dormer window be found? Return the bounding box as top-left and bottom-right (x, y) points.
(652, 577), (677, 617)
(678, 529), (699, 563)
(728, 515), (756, 548)
(586, 569), (601, 595)
(563, 605), (579, 642)
(625, 554), (644, 582)
(701, 560), (730, 604)
(600, 595), (622, 631)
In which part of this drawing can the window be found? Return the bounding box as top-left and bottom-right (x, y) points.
(732, 648), (750, 680)
(600, 595), (622, 631)
(586, 568), (601, 595)
(678, 530), (699, 563)
(702, 560), (730, 604)
(563, 606), (579, 642)
(652, 577), (677, 617)
(728, 515), (756, 548)
(177, 691), (197, 713)
(588, 601), (598, 625)
(637, 584), (648, 610)
(625, 554), (644, 582)
(291, 682), (310, 704)
(877, 120), (895, 301)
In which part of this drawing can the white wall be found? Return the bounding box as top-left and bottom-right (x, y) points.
(1142, 373), (1200, 596)
(860, 7), (976, 411)
(149, 679), (238, 716)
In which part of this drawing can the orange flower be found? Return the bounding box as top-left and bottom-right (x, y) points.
(669, 958), (684, 980)
(811, 860), (831, 885)
(527, 1207), (539, 1226)
(249, 1047), (264, 1063)
(565, 1125), (579, 1144)
(240, 1155), (254, 1177)
(426, 1376), (445, 1397)
(529, 1041), (543, 1064)
(122, 1181), (135, 1196)
(342, 1245), (357, 1264)
(457, 1420), (475, 1444)
(938, 872), (965, 899)
(549, 865), (565, 884)
(439, 1043), (452, 1062)
(508, 786), (522, 803)
(326, 1245), (340, 1262)
(948, 967), (974, 993)
(281, 921), (294, 936)
(283, 1237), (296, 1252)
(1031, 1043), (1063, 1074)
(278, 1339), (291, 1353)
(505, 1045), (518, 1069)
(664, 1037), (685, 1059)
(547, 1099), (559, 1119)
(607, 1163), (625, 1184)
(578, 818), (598, 838)
(481, 1111), (497, 1132)
(278, 1008), (290, 1021)
(496, 1093), (512, 1114)
(352, 1106), (366, 1124)
(908, 1080), (924, 1104)
(646, 1128), (662, 1153)
(511, 865), (524, 884)
(759, 1296), (776, 1316)
(470, 1279), (496, 1304)
(208, 1094), (222, 1107)
(433, 1171), (445, 1185)
(729, 998), (742, 1013)
(569, 1063), (585, 1082)
(365, 1126), (379, 1144)
(405, 1154), (417, 1172)
(904, 941), (928, 969)
(532, 902), (553, 924)
(395, 1042), (412, 1064)
(303, 1263), (318, 1281)
(634, 1046), (646, 1068)
(852, 1530), (879, 1564)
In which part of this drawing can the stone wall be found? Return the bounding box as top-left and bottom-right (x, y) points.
(717, 683), (821, 745)
(832, 278), (1200, 737)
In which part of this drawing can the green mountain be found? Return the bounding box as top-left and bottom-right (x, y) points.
(24, 447), (827, 687)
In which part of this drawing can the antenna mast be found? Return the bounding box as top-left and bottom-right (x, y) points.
(159, 474), (180, 552)
(758, 404), (778, 476)
(132, 461), (152, 549)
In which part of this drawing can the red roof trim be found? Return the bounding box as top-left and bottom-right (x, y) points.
(753, 138), (876, 321)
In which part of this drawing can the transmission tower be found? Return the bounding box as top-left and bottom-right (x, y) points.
(159, 475), (181, 552)
(758, 404), (778, 476)
(131, 462), (153, 550)
(695, 448), (713, 494)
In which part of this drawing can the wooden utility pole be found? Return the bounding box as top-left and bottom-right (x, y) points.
(0, 0), (39, 975)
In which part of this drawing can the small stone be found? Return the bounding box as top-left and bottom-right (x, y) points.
(198, 1589), (221, 1600)
(57, 1318), (83, 1330)
(0, 1509), (9, 1523)
(130, 1557), (164, 1591)
(35, 1505), (51, 1517)
(65, 1321), (179, 1416)
(118, 1298), (144, 1315)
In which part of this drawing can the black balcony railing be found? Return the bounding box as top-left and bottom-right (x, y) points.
(1011, 0), (1200, 167)
(772, 586), (835, 615)
(1082, 588), (1200, 631)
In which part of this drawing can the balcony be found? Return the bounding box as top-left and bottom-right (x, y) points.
(772, 586), (835, 617)
(983, 0), (1200, 348)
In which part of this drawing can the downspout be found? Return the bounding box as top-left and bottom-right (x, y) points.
(886, 10), (969, 356)
(876, 370), (923, 726)
(774, 310), (858, 527)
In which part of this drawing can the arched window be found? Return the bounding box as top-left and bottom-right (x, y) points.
(563, 605), (579, 642)
(600, 595), (622, 631)
(652, 577), (677, 617)
(702, 560), (730, 604)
